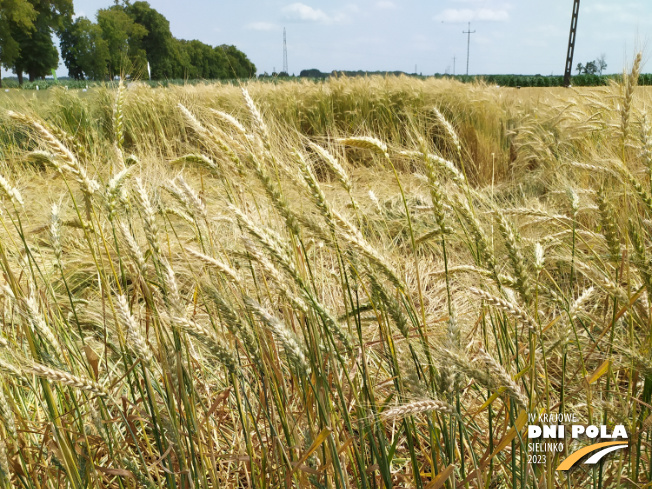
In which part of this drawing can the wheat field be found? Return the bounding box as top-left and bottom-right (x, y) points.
(0, 58), (650, 488)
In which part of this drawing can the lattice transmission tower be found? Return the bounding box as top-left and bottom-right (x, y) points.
(563, 0), (581, 87)
(283, 28), (288, 74)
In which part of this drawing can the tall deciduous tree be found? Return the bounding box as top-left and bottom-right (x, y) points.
(9, 0), (73, 83)
(176, 40), (224, 79)
(118, 1), (256, 80)
(123, 1), (174, 78)
(220, 44), (256, 78)
(60, 17), (109, 80)
(97, 6), (147, 78)
(169, 38), (191, 78)
(576, 56), (607, 76)
(597, 54), (607, 75)
(0, 0), (36, 87)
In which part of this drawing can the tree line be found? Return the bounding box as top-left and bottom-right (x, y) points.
(0, 0), (256, 86)
(576, 55), (607, 76)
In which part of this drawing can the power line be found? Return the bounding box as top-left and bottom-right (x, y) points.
(283, 27), (288, 74)
(463, 22), (475, 76)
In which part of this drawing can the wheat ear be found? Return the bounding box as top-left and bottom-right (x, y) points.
(469, 287), (537, 331)
(26, 363), (108, 397)
(381, 399), (454, 420)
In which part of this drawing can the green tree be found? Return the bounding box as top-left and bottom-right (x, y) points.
(0, 0), (37, 87)
(597, 54), (607, 75)
(220, 44), (256, 78)
(584, 61), (598, 75)
(7, 0), (72, 84)
(576, 56), (606, 76)
(97, 6), (147, 78)
(124, 1), (174, 78)
(60, 17), (109, 80)
(169, 38), (191, 78)
(172, 40), (256, 80)
(176, 39), (215, 79)
(97, 1), (255, 81)
(11, 13), (59, 83)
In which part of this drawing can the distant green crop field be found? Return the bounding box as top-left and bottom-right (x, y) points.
(0, 78), (255, 91)
(5, 72), (652, 91)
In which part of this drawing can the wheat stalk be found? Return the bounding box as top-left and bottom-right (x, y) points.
(337, 137), (389, 159)
(0, 387), (16, 439)
(209, 108), (248, 137)
(170, 154), (218, 171)
(8, 111), (99, 195)
(308, 141), (353, 192)
(0, 175), (23, 206)
(178, 104), (244, 173)
(381, 399), (454, 420)
(474, 348), (528, 410)
(119, 222), (148, 275)
(115, 295), (153, 366)
(497, 213), (533, 304)
(245, 298), (310, 374)
(469, 287), (537, 331)
(26, 363), (108, 397)
(133, 178), (162, 257)
(621, 52), (642, 140)
(187, 248), (242, 285)
(173, 175), (208, 221)
(114, 78), (126, 153)
(0, 439), (8, 482)
(433, 107), (462, 159)
(107, 166), (133, 219)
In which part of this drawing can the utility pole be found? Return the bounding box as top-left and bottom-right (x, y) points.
(563, 0), (580, 87)
(282, 27), (288, 74)
(463, 22), (475, 76)
(453, 56), (456, 75)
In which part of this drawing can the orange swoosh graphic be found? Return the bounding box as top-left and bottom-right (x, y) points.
(556, 441), (626, 471)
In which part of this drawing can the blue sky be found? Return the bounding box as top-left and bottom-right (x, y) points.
(21, 1), (652, 76)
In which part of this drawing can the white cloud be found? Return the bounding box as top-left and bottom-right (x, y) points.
(246, 21), (279, 31)
(375, 1), (396, 9)
(281, 3), (355, 24)
(584, 2), (633, 14)
(283, 3), (331, 23)
(584, 2), (647, 23)
(434, 8), (509, 22)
